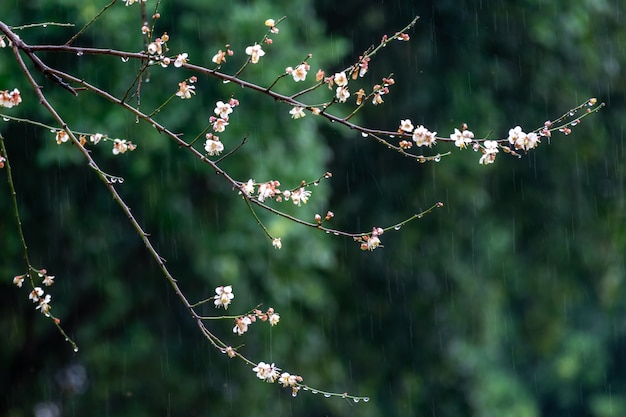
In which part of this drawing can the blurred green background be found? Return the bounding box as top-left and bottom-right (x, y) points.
(1, 0), (624, 416)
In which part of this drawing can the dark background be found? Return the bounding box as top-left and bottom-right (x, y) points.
(1, 0), (624, 416)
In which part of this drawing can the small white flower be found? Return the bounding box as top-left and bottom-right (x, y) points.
(269, 313), (280, 326)
(336, 86), (350, 103)
(333, 71), (348, 87)
(90, 133), (103, 144)
(412, 125), (437, 147)
(253, 362), (279, 382)
(272, 238), (282, 249)
(36, 294), (52, 316)
(290, 188), (311, 206)
(399, 119), (414, 133)
(214, 101), (233, 119)
(174, 53), (188, 68)
(241, 179), (255, 196)
(245, 44), (265, 64)
(479, 140), (499, 165)
(450, 128), (473, 149)
(292, 64), (308, 82)
(13, 275), (24, 288)
(29, 287), (44, 303)
(213, 285), (234, 309)
(233, 316), (252, 335)
(289, 106), (306, 119)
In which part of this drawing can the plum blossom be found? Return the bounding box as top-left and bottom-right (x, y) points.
(214, 101), (233, 119)
(361, 227), (384, 251)
(233, 316), (252, 335)
(289, 188), (311, 206)
(336, 86), (350, 103)
(36, 294), (52, 316)
(29, 287), (44, 302)
(174, 53), (188, 68)
(291, 64), (308, 82)
(479, 140), (499, 165)
(333, 71), (348, 87)
(112, 138), (132, 155)
(289, 106), (305, 119)
(13, 275), (25, 288)
(176, 81), (195, 99)
(450, 128), (474, 149)
(42, 275), (55, 286)
(213, 285), (234, 309)
(508, 126), (540, 151)
(253, 362), (280, 382)
(90, 133), (103, 144)
(269, 312), (280, 326)
(0, 88), (22, 108)
(204, 136), (224, 156)
(272, 238), (282, 249)
(399, 119), (414, 133)
(212, 118), (229, 133)
(212, 50), (227, 65)
(245, 44), (265, 64)
(240, 179), (255, 196)
(412, 125), (437, 147)
(55, 130), (69, 144)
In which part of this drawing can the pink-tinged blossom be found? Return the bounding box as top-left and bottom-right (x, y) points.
(174, 53), (188, 68)
(233, 316), (252, 335)
(399, 119), (414, 133)
(214, 101), (233, 119)
(245, 44), (265, 64)
(213, 285), (234, 309)
(253, 362), (280, 382)
(412, 125), (437, 147)
(333, 71), (348, 87)
(479, 140), (499, 165)
(204, 137), (224, 156)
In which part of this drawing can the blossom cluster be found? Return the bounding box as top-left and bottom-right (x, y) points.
(124, 0), (146, 5)
(239, 179), (312, 207)
(507, 126), (540, 151)
(143, 30), (189, 69)
(233, 307), (280, 336)
(211, 44), (234, 65)
(0, 88), (22, 108)
(204, 98), (240, 156)
(398, 120), (437, 149)
(176, 76), (197, 99)
(358, 227), (384, 251)
(252, 362), (303, 396)
(55, 129), (137, 155)
(13, 269), (55, 316)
